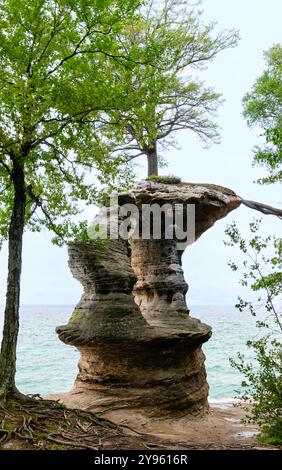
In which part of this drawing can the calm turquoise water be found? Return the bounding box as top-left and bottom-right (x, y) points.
(0, 305), (261, 400)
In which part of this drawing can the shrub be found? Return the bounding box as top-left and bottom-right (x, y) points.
(225, 219), (282, 445)
(146, 175), (182, 184)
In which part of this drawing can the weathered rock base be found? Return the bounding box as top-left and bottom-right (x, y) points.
(61, 335), (210, 417)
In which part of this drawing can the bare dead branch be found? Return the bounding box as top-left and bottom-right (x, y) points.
(240, 198), (282, 219)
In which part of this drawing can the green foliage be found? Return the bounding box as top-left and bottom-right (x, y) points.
(36, 422), (63, 440)
(5, 400), (18, 412)
(228, 52), (282, 442)
(71, 235), (109, 252)
(3, 421), (14, 440)
(50, 444), (65, 450)
(230, 338), (282, 444)
(0, 0), (143, 246)
(225, 219), (282, 444)
(146, 175), (181, 184)
(101, 0), (238, 171)
(243, 44), (282, 184)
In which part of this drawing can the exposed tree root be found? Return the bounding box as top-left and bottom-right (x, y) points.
(0, 397), (153, 450)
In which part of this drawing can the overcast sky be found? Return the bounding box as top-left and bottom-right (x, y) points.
(0, 0), (281, 306)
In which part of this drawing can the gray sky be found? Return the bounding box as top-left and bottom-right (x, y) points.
(0, 0), (281, 306)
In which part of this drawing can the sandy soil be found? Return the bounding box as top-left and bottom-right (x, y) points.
(101, 402), (263, 450)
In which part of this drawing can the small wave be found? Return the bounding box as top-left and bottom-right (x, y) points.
(209, 398), (237, 403)
(209, 398), (240, 409)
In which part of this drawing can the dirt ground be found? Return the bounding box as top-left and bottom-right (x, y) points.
(47, 394), (280, 450)
(93, 402), (264, 450)
(124, 403), (263, 450)
(1, 398), (280, 450)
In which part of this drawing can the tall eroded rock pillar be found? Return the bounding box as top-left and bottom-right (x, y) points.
(56, 181), (241, 419)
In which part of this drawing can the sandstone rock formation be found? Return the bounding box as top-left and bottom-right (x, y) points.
(56, 181), (241, 418)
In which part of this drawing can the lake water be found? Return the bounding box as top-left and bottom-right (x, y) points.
(0, 305), (261, 400)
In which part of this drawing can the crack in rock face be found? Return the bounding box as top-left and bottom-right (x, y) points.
(56, 182), (241, 417)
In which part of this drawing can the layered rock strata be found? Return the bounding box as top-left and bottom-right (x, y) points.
(56, 182), (241, 417)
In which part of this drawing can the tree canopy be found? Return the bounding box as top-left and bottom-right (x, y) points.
(0, 0), (144, 246)
(100, 0), (238, 176)
(243, 44), (282, 184)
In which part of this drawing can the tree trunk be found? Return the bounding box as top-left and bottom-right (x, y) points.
(0, 159), (26, 401)
(147, 142), (158, 177)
